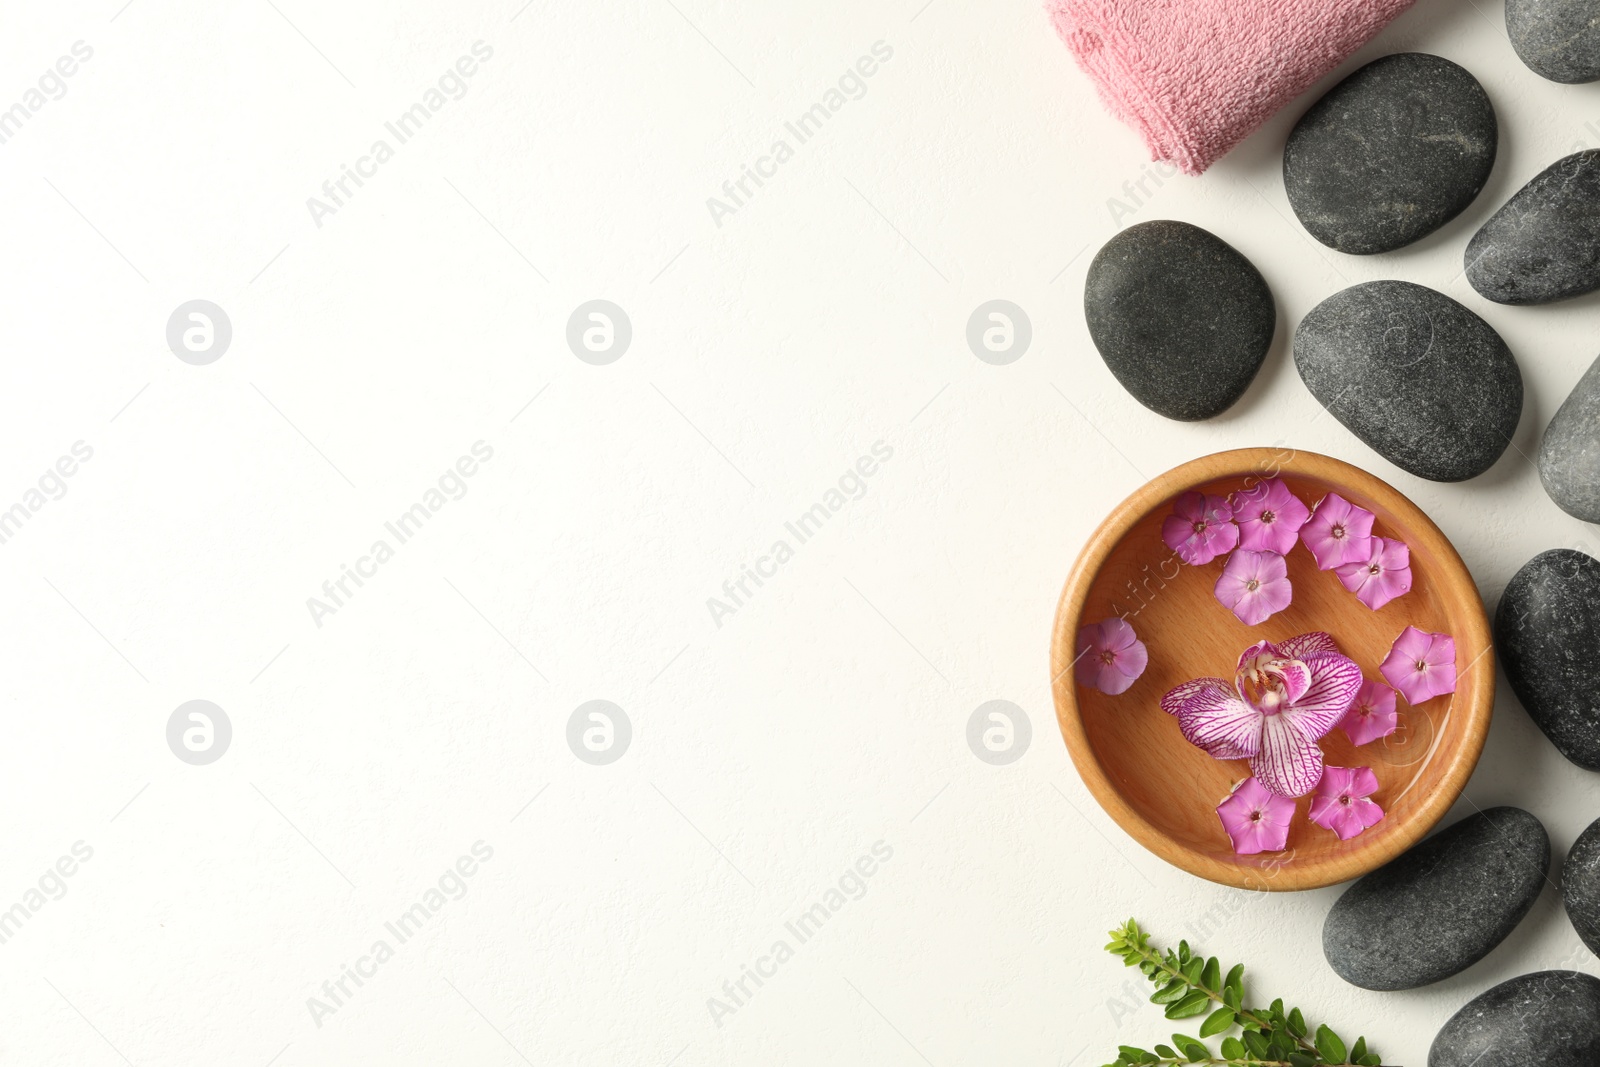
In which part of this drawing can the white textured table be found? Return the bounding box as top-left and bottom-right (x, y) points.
(2, 0), (1597, 1062)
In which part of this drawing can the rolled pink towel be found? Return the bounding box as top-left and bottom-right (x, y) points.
(1047, 0), (1415, 175)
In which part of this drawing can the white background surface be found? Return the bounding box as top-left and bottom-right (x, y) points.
(2, 0), (1599, 1062)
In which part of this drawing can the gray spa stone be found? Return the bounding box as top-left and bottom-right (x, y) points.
(1083, 220), (1275, 421)
(1293, 280), (1522, 481)
(1466, 151), (1600, 305)
(1563, 815), (1600, 958)
(1284, 53), (1497, 254)
(1323, 807), (1549, 991)
(1508, 0), (1600, 83)
(1495, 550), (1600, 770)
(1430, 971), (1600, 1067)
(1539, 355), (1600, 522)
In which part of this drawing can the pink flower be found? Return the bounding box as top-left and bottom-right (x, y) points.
(1308, 766), (1385, 841)
(1216, 776), (1296, 855)
(1230, 479), (1311, 555)
(1214, 549), (1292, 626)
(1338, 679), (1399, 746)
(1074, 616), (1148, 695)
(1162, 632), (1363, 798)
(1301, 493), (1376, 570)
(1380, 626), (1457, 705)
(1161, 491), (1239, 566)
(1335, 537), (1412, 611)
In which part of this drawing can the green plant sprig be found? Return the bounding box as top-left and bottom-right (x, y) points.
(1103, 920), (1388, 1067)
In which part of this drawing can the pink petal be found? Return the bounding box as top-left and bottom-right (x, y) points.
(1111, 638), (1148, 682)
(1216, 777), (1295, 855)
(1277, 632), (1340, 659)
(1232, 479), (1311, 555)
(1098, 617), (1140, 653)
(1073, 626), (1103, 689)
(1280, 651), (1363, 739)
(1302, 493), (1377, 570)
(1380, 626), (1457, 704)
(1354, 565), (1411, 610)
(1178, 687), (1264, 760)
(1214, 550), (1291, 626)
(1338, 680), (1399, 746)
(1271, 659), (1313, 705)
(1161, 492), (1238, 565)
(1315, 765), (1356, 798)
(1309, 769), (1386, 841)
(1251, 713), (1327, 798)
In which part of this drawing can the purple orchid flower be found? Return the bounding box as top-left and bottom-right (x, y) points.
(1162, 632), (1363, 799)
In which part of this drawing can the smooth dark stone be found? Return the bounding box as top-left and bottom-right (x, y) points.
(1284, 53), (1496, 254)
(1564, 815), (1600, 958)
(1538, 355), (1600, 521)
(1466, 151), (1600, 305)
(1323, 807), (1549, 991)
(1293, 280), (1523, 481)
(1083, 220), (1275, 421)
(1430, 971), (1600, 1067)
(1508, 0), (1600, 83)
(1496, 550), (1600, 769)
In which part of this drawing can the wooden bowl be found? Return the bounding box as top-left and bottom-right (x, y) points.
(1049, 448), (1494, 891)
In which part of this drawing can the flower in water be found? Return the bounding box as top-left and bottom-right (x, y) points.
(1230, 478), (1311, 555)
(1216, 776), (1296, 855)
(1162, 632), (1362, 798)
(1161, 491), (1239, 566)
(1308, 766), (1385, 841)
(1381, 625), (1457, 704)
(1074, 616), (1148, 695)
(1339, 679), (1399, 747)
(1301, 493), (1376, 570)
(1336, 537), (1412, 610)
(1215, 549), (1293, 626)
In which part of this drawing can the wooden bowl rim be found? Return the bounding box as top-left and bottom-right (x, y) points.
(1049, 447), (1494, 891)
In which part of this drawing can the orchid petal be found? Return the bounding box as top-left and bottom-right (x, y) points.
(1279, 650), (1363, 739)
(1234, 640), (1281, 677)
(1178, 687), (1264, 760)
(1276, 631), (1340, 659)
(1251, 714), (1327, 798)
(1268, 659), (1313, 704)
(1161, 677), (1226, 716)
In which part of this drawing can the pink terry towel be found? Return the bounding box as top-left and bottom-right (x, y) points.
(1047, 0), (1415, 175)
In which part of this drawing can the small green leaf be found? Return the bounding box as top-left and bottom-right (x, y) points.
(1199, 1007), (1234, 1037)
(1315, 1024), (1348, 1064)
(1166, 990), (1211, 1019)
(1201, 957), (1222, 991)
(1359, 1056), (1381, 1066)
(1288, 1053), (1315, 1067)
(1172, 1036), (1208, 1063)
(1242, 1031), (1269, 1058)
(1182, 957), (1204, 984)
(1153, 1045), (1177, 1059)
(1116, 1047), (1146, 1062)
(1151, 979), (1188, 1005)
(1225, 962), (1244, 996)
(1223, 985), (1242, 1010)
(1351, 1036), (1367, 1061)
(1220, 1037), (1246, 1059)
(1288, 1008), (1307, 1038)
